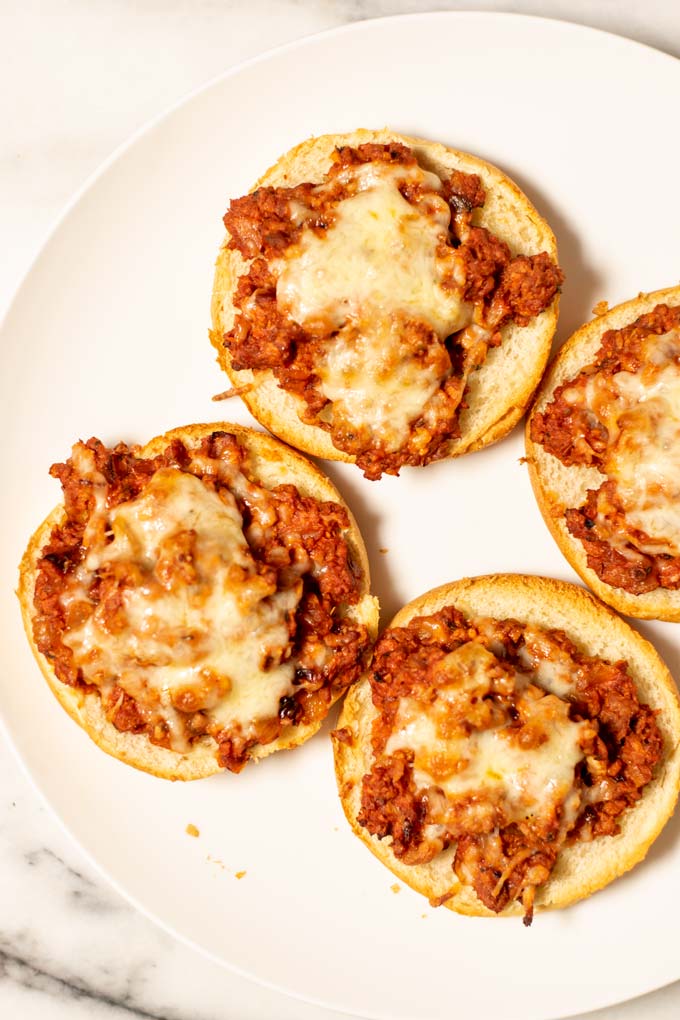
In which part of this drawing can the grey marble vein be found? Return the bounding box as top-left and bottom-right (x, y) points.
(0, 742), (345, 1019)
(22, 847), (122, 915)
(1, 944), (173, 1020)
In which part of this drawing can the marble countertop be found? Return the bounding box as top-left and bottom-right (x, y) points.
(3, 3), (680, 1018)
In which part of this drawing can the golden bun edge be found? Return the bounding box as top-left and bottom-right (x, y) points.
(333, 573), (680, 918)
(18, 422), (379, 781)
(211, 128), (560, 465)
(526, 285), (680, 621)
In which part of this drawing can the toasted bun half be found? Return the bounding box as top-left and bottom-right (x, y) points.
(18, 422), (379, 781)
(211, 128), (560, 464)
(526, 285), (680, 620)
(333, 574), (680, 918)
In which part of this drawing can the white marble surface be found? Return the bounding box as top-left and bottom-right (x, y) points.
(3, 2), (680, 1018)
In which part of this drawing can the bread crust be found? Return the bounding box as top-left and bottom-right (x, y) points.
(18, 422), (379, 781)
(210, 128), (560, 465)
(333, 574), (680, 918)
(526, 285), (680, 620)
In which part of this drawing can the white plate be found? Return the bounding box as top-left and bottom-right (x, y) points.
(2, 12), (680, 1020)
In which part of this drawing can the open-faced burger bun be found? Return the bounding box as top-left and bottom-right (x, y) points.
(527, 286), (680, 620)
(333, 575), (680, 921)
(19, 423), (378, 780)
(211, 129), (562, 479)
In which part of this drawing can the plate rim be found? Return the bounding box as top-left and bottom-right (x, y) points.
(2, 7), (678, 329)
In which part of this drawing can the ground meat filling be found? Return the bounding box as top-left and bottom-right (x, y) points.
(32, 432), (371, 772)
(531, 304), (680, 594)
(221, 142), (563, 479)
(357, 607), (662, 924)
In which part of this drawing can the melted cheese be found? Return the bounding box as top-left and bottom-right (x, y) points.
(317, 323), (446, 450)
(384, 641), (587, 827)
(277, 164), (462, 335)
(62, 468), (300, 750)
(583, 330), (680, 554)
(275, 162), (472, 451)
(517, 625), (577, 699)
